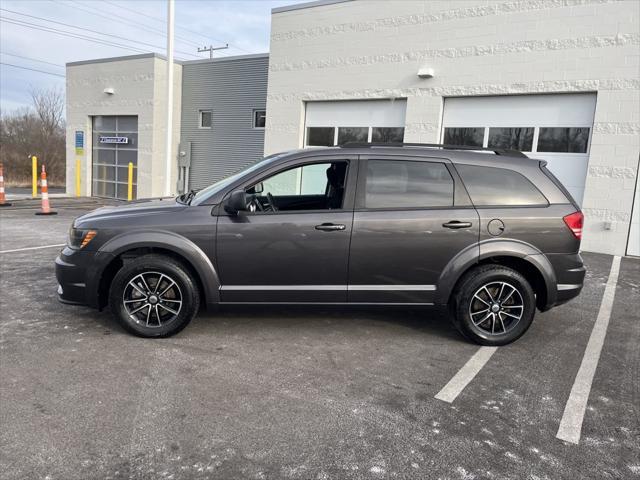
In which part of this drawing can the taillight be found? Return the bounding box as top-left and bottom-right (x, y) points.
(563, 211), (583, 239)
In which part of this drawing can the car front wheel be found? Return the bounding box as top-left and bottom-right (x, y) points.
(109, 254), (200, 337)
(451, 265), (536, 346)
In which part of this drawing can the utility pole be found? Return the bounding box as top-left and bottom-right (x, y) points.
(197, 44), (229, 58)
(164, 0), (174, 197)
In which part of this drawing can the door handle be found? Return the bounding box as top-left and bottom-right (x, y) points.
(442, 221), (473, 229)
(315, 223), (346, 231)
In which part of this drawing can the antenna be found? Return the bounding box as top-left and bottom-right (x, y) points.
(197, 44), (229, 58)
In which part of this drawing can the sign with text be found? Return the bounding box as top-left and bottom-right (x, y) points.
(75, 130), (84, 155)
(99, 136), (129, 144)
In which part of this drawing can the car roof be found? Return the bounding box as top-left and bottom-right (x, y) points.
(279, 144), (544, 171)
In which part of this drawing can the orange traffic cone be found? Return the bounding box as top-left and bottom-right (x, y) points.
(35, 164), (57, 216)
(0, 163), (12, 207)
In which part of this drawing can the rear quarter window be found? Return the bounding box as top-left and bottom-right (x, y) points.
(456, 164), (548, 206)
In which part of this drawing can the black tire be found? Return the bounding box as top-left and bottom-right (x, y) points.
(450, 265), (536, 346)
(109, 254), (200, 338)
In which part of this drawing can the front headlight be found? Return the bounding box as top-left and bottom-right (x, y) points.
(68, 228), (97, 249)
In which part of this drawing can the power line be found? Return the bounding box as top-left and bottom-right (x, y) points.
(61, 0), (203, 49)
(0, 18), (149, 54)
(0, 52), (65, 68)
(0, 61), (65, 78)
(102, 0), (205, 39)
(1, 18), (190, 62)
(102, 0), (252, 55)
(0, 8), (200, 58)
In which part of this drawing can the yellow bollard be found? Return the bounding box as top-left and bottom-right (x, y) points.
(75, 158), (81, 197)
(31, 156), (38, 198)
(127, 162), (133, 201)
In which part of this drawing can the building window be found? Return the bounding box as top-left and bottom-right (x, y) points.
(199, 110), (212, 129)
(443, 127), (484, 147)
(305, 126), (405, 147)
(372, 127), (404, 143)
(537, 127), (590, 153)
(253, 110), (266, 129)
(337, 127), (368, 145)
(306, 127), (335, 146)
(487, 127), (534, 151)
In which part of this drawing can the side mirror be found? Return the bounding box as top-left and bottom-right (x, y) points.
(254, 182), (264, 194)
(224, 190), (248, 215)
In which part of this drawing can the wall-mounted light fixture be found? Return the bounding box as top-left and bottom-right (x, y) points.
(103, 87), (115, 95)
(417, 67), (435, 79)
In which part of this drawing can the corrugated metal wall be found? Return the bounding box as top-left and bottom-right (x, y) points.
(180, 55), (268, 190)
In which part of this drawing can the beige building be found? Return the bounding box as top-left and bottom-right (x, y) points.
(265, 0), (640, 256)
(65, 53), (269, 200)
(65, 54), (182, 199)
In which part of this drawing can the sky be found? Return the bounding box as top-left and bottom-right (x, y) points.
(0, 0), (304, 113)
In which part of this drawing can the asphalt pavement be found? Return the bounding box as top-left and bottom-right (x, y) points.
(0, 198), (638, 480)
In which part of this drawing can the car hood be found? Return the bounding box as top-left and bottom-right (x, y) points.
(75, 198), (187, 227)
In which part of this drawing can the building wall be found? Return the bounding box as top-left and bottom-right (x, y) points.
(180, 54), (269, 190)
(265, 0), (640, 256)
(65, 54), (182, 199)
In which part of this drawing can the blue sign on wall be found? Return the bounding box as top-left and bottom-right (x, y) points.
(75, 130), (84, 155)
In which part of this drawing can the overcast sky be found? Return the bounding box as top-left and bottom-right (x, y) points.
(0, 0), (303, 113)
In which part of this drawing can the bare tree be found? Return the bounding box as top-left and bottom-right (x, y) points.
(31, 87), (64, 136)
(0, 87), (66, 185)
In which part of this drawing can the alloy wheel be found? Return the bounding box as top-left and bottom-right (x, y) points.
(468, 281), (524, 335)
(122, 271), (183, 327)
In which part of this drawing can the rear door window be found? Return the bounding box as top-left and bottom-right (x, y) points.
(456, 164), (548, 206)
(363, 160), (454, 209)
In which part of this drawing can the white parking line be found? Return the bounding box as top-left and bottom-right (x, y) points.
(435, 346), (498, 403)
(556, 255), (621, 445)
(0, 244), (65, 254)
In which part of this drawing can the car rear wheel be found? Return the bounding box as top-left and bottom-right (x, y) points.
(451, 265), (536, 346)
(109, 254), (200, 337)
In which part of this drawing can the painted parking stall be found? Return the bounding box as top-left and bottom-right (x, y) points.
(1, 201), (638, 479)
(432, 254), (625, 450)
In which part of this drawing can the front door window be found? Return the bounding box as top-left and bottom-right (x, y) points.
(247, 161), (348, 212)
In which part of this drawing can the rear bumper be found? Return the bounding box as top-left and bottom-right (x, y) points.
(555, 282), (584, 305)
(546, 252), (586, 308)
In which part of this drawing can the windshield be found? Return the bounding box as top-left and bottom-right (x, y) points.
(190, 153), (287, 205)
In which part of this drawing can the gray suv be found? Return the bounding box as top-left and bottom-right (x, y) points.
(56, 143), (585, 345)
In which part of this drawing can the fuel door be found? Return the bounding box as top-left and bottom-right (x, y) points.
(487, 218), (505, 236)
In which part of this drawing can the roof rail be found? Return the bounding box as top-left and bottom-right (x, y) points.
(339, 142), (529, 158)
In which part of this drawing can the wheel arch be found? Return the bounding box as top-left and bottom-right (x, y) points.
(88, 231), (220, 309)
(436, 239), (557, 311)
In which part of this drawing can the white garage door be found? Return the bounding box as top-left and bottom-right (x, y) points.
(628, 171), (640, 256)
(442, 94), (597, 205)
(305, 99), (407, 147)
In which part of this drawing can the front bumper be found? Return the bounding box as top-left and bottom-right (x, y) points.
(55, 246), (93, 306)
